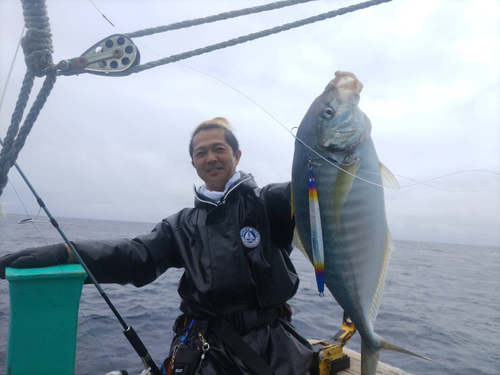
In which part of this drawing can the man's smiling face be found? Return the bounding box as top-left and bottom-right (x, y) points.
(191, 128), (242, 192)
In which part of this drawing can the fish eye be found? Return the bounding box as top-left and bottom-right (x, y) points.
(322, 107), (334, 119)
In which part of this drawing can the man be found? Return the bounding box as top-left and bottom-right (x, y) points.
(0, 117), (313, 375)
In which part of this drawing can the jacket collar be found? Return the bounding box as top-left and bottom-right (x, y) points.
(194, 171), (256, 208)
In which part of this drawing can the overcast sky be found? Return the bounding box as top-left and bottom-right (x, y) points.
(1, 0), (499, 246)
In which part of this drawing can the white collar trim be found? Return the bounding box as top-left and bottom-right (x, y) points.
(198, 172), (241, 202)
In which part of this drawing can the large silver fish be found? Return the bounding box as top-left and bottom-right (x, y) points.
(292, 71), (426, 374)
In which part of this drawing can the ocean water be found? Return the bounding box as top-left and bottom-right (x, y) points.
(0, 213), (499, 375)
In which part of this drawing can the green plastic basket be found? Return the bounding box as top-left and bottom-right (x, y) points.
(6, 264), (87, 375)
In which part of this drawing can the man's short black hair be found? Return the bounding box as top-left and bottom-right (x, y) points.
(189, 117), (239, 159)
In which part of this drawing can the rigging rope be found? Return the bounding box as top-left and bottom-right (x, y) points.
(127, 0), (393, 75)
(0, 0), (56, 199)
(20, 0), (54, 77)
(0, 71), (57, 198)
(125, 0), (317, 38)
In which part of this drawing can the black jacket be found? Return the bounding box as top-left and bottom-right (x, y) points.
(72, 172), (312, 374)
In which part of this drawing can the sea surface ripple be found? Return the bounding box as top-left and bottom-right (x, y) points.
(0, 214), (499, 375)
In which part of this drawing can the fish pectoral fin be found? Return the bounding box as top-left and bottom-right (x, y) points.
(290, 185), (311, 264)
(380, 162), (400, 189)
(292, 227), (312, 265)
(333, 157), (361, 234)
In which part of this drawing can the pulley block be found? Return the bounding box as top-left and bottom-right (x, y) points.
(49, 34), (140, 77)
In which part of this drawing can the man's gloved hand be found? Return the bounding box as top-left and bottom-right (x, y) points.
(0, 243), (69, 279)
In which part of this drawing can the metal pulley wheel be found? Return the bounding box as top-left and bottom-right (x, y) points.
(49, 34), (141, 77)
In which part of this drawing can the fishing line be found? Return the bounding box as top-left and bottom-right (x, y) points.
(0, 27), (25, 116)
(88, 0), (116, 27)
(86, 0), (168, 64)
(393, 172), (500, 193)
(18, 206), (49, 223)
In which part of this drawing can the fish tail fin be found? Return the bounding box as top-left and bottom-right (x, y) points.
(361, 338), (380, 375)
(377, 334), (433, 361)
(361, 335), (432, 375)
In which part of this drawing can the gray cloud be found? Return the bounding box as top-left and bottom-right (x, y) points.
(1, 0), (499, 246)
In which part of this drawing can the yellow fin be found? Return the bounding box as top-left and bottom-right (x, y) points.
(292, 227), (312, 265)
(333, 159), (361, 235)
(369, 229), (395, 322)
(290, 183), (313, 265)
(380, 162), (400, 189)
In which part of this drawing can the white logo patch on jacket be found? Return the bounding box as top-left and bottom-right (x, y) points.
(240, 227), (261, 248)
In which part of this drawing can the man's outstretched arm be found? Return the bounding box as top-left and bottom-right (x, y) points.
(0, 220), (182, 287)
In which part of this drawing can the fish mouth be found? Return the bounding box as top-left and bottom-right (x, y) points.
(320, 130), (359, 150)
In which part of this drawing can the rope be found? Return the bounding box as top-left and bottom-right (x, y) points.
(127, 0), (392, 75)
(0, 71), (57, 198)
(125, 0), (317, 38)
(0, 72), (35, 156)
(0, 0), (56, 198)
(21, 0), (54, 77)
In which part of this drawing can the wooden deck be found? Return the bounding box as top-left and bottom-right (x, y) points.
(338, 348), (414, 375)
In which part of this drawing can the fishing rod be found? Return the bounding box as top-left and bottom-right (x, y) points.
(0, 138), (160, 375)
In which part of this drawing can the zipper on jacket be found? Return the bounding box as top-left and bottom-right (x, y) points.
(193, 185), (218, 207)
(193, 175), (253, 207)
(220, 175), (253, 205)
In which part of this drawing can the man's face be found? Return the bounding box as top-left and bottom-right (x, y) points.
(191, 128), (242, 192)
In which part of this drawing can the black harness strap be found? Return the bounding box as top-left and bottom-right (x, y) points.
(224, 306), (287, 332)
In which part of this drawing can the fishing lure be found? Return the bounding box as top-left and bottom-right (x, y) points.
(308, 162), (325, 295)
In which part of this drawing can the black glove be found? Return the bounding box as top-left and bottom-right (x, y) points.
(0, 243), (69, 279)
